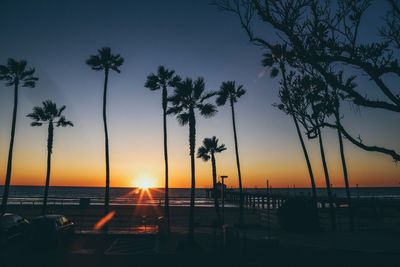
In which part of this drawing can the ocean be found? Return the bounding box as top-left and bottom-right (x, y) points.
(1, 186), (400, 207)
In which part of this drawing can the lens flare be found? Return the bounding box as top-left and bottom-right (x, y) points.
(94, 211), (116, 230)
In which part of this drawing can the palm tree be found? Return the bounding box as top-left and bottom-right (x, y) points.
(275, 62), (318, 208)
(304, 77), (337, 231)
(167, 77), (217, 242)
(261, 46), (319, 212)
(145, 66), (181, 233)
(331, 90), (354, 231)
(281, 73), (337, 231)
(86, 47), (124, 222)
(0, 59), (38, 214)
(216, 81), (245, 226)
(197, 136), (226, 226)
(27, 100), (73, 215)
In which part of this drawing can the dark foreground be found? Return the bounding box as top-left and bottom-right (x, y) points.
(2, 204), (400, 266)
(2, 230), (400, 267)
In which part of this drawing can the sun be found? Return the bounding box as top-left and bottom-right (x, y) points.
(133, 177), (156, 190)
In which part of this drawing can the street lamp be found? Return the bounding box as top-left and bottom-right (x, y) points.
(220, 175), (228, 225)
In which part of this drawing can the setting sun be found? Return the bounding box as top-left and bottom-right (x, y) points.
(133, 177), (157, 189)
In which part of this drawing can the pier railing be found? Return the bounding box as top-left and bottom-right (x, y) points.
(1, 195), (214, 207)
(206, 188), (400, 232)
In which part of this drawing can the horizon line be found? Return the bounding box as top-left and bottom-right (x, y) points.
(1, 185), (399, 189)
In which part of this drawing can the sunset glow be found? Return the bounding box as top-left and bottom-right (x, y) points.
(133, 177), (157, 190)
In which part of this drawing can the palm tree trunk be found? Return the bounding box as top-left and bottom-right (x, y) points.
(1, 82), (19, 214)
(188, 108), (196, 242)
(211, 153), (221, 225)
(42, 122), (53, 215)
(230, 99), (244, 226)
(317, 127), (336, 231)
(291, 113), (318, 206)
(280, 63), (318, 207)
(162, 87), (170, 233)
(334, 109), (354, 231)
(103, 69), (110, 230)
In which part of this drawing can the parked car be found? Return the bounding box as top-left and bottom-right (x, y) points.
(29, 215), (75, 247)
(0, 213), (30, 247)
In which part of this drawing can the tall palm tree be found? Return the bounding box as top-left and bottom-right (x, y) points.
(167, 77), (217, 242)
(276, 62), (318, 208)
(282, 73), (337, 231)
(86, 47), (124, 222)
(145, 66), (181, 233)
(216, 81), (246, 226)
(27, 100), (73, 215)
(330, 90), (354, 231)
(305, 78), (337, 231)
(0, 59), (38, 214)
(261, 46), (319, 212)
(197, 136), (226, 226)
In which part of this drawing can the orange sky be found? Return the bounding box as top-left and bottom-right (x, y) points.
(1, 117), (399, 189)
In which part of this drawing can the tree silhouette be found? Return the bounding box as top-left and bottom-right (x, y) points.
(301, 74), (354, 231)
(216, 81), (246, 226)
(293, 75), (337, 231)
(197, 136), (226, 226)
(167, 77), (217, 242)
(86, 47), (124, 227)
(215, 0), (400, 161)
(27, 100), (73, 215)
(331, 89), (354, 231)
(263, 45), (318, 210)
(0, 59), (38, 214)
(145, 66), (181, 233)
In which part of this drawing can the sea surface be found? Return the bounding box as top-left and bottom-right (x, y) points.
(0, 186), (399, 207)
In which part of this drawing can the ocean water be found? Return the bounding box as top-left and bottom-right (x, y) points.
(0, 186), (399, 207)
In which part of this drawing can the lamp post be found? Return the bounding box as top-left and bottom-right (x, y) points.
(220, 175), (228, 225)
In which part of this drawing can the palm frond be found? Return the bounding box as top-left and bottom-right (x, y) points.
(217, 81), (233, 105)
(168, 74), (182, 87)
(203, 137), (214, 150)
(198, 103), (217, 118)
(28, 101), (73, 127)
(0, 59), (37, 87)
(197, 146), (210, 161)
(216, 88), (229, 106)
(166, 105), (183, 115)
(32, 106), (48, 121)
(30, 122), (42, 127)
(270, 67), (279, 78)
(193, 77), (205, 100)
(199, 91), (217, 103)
(145, 73), (160, 90)
(199, 136), (226, 156)
(176, 112), (190, 126)
(85, 55), (103, 70)
(57, 116), (74, 127)
(216, 144), (227, 153)
(236, 85), (246, 98)
(87, 47), (124, 73)
(26, 112), (41, 121)
(57, 105), (66, 116)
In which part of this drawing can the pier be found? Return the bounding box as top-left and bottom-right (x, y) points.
(205, 188), (400, 231)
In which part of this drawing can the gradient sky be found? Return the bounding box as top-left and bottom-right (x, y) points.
(0, 0), (399, 189)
